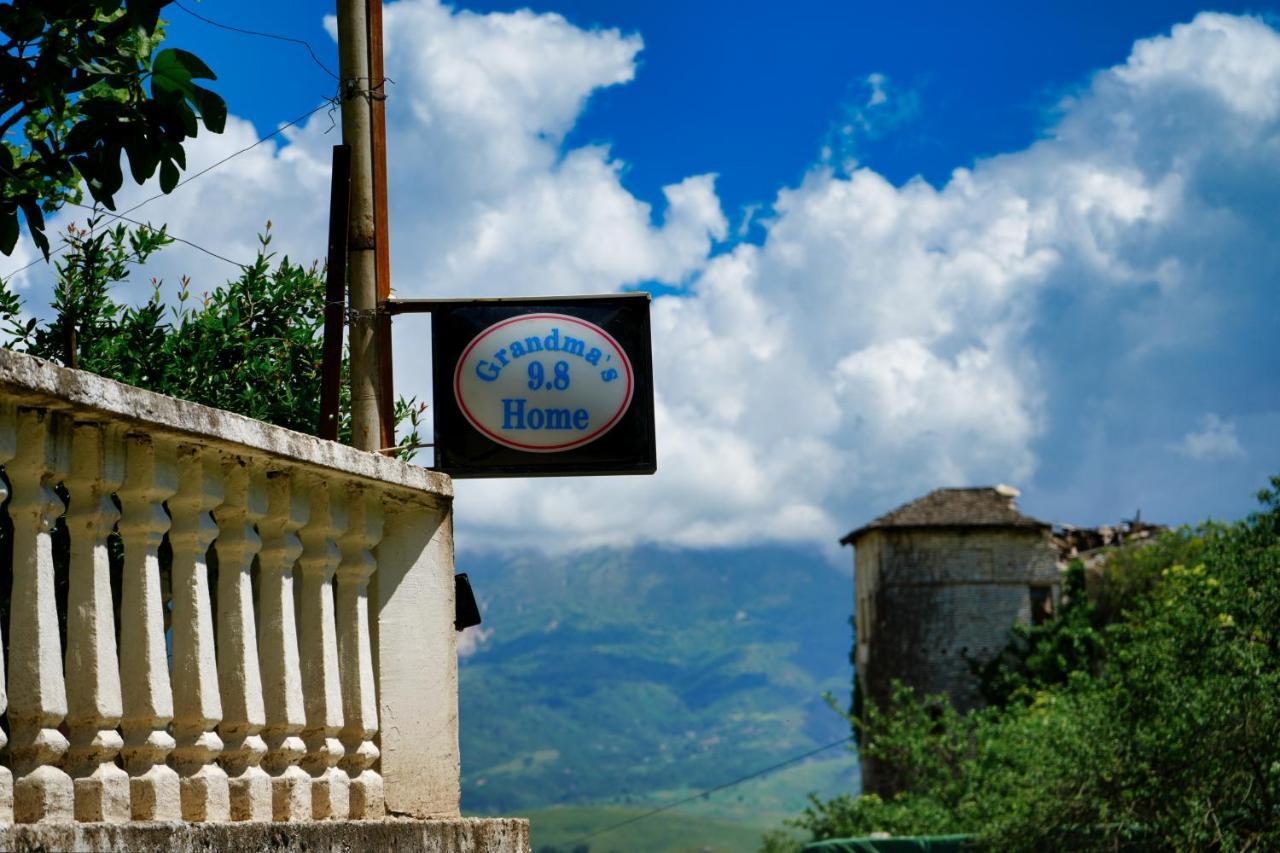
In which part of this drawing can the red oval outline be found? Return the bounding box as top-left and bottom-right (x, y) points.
(453, 313), (635, 453)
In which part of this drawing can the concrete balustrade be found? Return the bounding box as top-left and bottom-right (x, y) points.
(215, 458), (271, 821)
(8, 407), (74, 823)
(336, 487), (385, 819)
(0, 348), (483, 844)
(297, 478), (350, 820)
(257, 471), (312, 821)
(170, 444), (230, 822)
(118, 434), (181, 821)
(64, 423), (129, 822)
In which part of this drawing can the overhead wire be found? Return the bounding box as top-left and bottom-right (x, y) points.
(63, 200), (250, 270)
(172, 0), (340, 80)
(562, 735), (855, 847)
(115, 99), (334, 220)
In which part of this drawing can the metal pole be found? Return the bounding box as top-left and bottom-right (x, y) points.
(318, 144), (352, 441)
(336, 0), (382, 451)
(367, 0), (397, 453)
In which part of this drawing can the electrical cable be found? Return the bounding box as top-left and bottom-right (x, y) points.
(561, 735), (855, 847)
(116, 99), (334, 220)
(173, 1), (340, 80)
(64, 200), (250, 270)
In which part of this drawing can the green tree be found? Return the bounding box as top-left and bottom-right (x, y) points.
(0, 0), (225, 256)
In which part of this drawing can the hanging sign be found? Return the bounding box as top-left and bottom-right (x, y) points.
(427, 294), (656, 478)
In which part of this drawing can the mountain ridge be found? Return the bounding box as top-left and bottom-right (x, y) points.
(456, 542), (860, 820)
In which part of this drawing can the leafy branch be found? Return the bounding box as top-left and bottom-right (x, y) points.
(0, 1), (226, 257)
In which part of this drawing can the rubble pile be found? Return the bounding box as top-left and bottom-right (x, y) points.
(1053, 518), (1168, 568)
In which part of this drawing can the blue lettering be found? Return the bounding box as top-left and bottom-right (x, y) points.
(562, 336), (586, 357)
(601, 368), (618, 382)
(495, 347), (510, 367)
(502, 398), (525, 429)
(524, 336), (543, 353)
(499, 401), (589, 431)
(543, 328), (561, 351)
(585, 347), (602, 366)
(476, 360), (501, 381)
(510, 340), (527, 359)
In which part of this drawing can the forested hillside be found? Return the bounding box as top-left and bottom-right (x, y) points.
(455, 544), (859, 823)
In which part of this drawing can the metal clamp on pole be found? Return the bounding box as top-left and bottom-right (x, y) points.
(344, 306), (384, 324)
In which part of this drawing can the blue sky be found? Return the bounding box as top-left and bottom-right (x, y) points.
(12, 1), (1280, 553)
(168, 0), (1276, 218)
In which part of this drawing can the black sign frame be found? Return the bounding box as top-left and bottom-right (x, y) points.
(408, 293), (656, 479)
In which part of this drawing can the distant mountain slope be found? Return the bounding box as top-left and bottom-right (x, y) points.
(456, 544), (860, 819)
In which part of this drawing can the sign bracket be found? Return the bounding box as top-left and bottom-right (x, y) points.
(385, 293), (648, 315)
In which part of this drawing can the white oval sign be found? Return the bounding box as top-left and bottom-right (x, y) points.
(453, 313), (634, 453)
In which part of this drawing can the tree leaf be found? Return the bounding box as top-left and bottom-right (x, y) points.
(19, 198), (48, 258)
(163, 138), (186, 170)
(172, 48), (217, 82)
(124, 137), (159, 184)
(159, 158), (179, 194)
(0, 209), (19, 256)
(75, 58), (117, 76)
(151, 48), (195, 99)
(125, 0), (164, 35)
(192, 87), (227, 134)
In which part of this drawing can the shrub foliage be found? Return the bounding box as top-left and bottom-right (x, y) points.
(0, 218), (425, 451)
(774, 479), (1280, 852)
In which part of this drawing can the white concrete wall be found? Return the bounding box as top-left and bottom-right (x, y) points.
(373, 500), (460, 818)
(0, 348), (460, 826)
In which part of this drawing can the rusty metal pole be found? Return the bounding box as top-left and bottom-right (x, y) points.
(367, 0), (397, 453)
(336, 0), (382, 451)
(318, 144), (352, 441)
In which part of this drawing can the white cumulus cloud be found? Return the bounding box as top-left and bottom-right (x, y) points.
(6, 7), (1279, 549)
(1178, 414), (1246, 462)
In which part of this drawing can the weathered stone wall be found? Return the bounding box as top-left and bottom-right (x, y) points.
(0, 817), (530, 852)
(854, 526), (1058, 794)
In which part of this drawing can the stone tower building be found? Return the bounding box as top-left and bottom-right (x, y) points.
(841, 486), (1058, 793)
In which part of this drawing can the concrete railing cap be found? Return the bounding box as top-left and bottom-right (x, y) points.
(0, 347), (451, 502)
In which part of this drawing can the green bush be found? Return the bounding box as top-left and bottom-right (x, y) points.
(970, 560), (1105, 707)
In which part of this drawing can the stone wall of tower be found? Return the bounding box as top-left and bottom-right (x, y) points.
(854, 526), (1058, 795)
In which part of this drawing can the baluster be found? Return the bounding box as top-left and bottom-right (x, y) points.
(0, 403), (16, 824)
(297, 478), (348, 819)
(64, 423), (129, 822)
(7, 409), (73, 822)
(215, 458), (271, 820)
(118, 434), (181, 820)
(170, 444), (229, 821)
(258, 471), (311, 820)
(337, 486), (385, 818)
